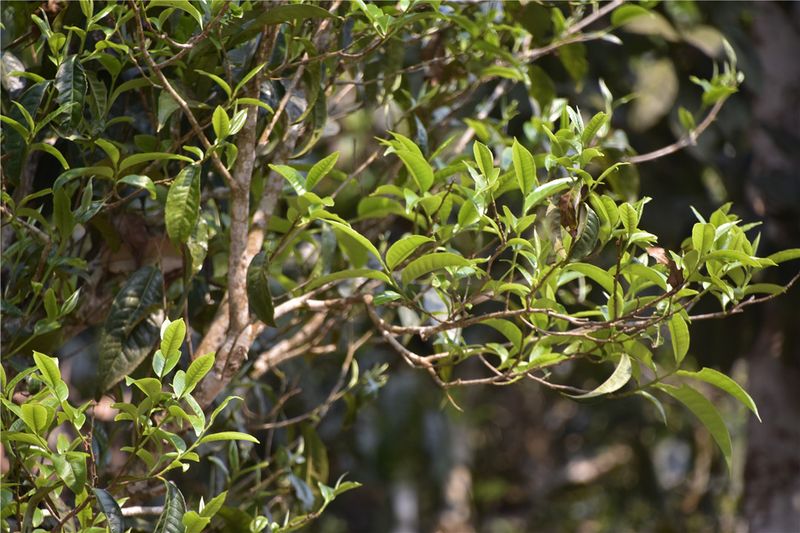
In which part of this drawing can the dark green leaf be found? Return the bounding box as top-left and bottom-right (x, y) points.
(118, 152), (193, 174)
(228, 4), (335, 47)
(55, 55), (86, 127)
(93, 488), (124, 533)
(154, 481), (186, 533)
(571, 206), (600, 260)
(247, 250), (275, 326)
(97, 266), (163, 393)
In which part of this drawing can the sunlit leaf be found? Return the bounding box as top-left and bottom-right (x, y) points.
(569, 354), (632, 398)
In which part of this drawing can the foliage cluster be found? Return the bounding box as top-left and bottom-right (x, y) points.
(1, 1), (798, 531)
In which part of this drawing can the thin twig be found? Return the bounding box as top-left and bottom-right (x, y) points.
(626, 98), (726, 164)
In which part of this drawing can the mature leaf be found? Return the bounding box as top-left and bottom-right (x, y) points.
(512, 139), (537, 193)
(53, 453), (87, 493)
(386, 236), (434, 270)
(401, 252), (473, 284)
(304, 268), (392, 291)
(198, 431), (259, 444)
(93, 488), (124, 533)
(234, 62), (268, 96)
(97, 266), (163, 393)
(165, 166), (200, 245)
(118, 175), (156, 199)
(327, 221), (385, 269)
(569, 354), (632, 398)
(637, 390), (667, 425)
(394, 150), (434, 192)
(247, 250), (275, 326)
(677, 368), (760, 421)
(53, 188), (75, 242)
(157, 91), (180, 131)
(196, 71), (232, 100)
(270, 164), (306, 195)
(154, 481), (187, 533)
(29, 143), (69, 170)
(559, 43), (587, 83)
(571, 206), (600, 260)
(182, 217), (208, 276)
(228, 4), (334, 47)
(523, 177), (575, 213)
(306, 152), (339, 191)
(668, 313), (690, 365)
(656, 383), (732, 471)
(149, 0), (203, 27)
(563, 263), (614, 293)
(118, 152), (193, 173)
(483, 319), (523, 353)
(55, 55), (86, 127)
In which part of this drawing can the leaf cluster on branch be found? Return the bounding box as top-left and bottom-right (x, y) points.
(1, 0), (798, 531)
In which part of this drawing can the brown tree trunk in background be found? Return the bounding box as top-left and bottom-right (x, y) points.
(744, 3), (800, 531)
